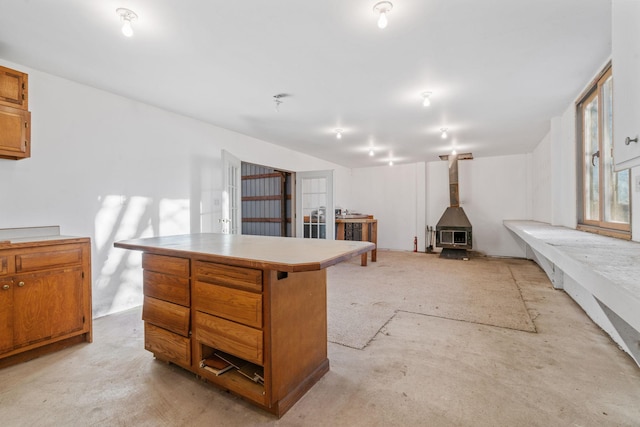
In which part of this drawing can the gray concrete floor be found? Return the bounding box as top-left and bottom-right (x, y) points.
(1, 253), (639, 426)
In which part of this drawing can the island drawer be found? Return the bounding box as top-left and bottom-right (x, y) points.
(195, 311), (263, 366)
(144, 269), (190, 306)
(194, 261), (262, 292)
(144, 322), (191, 368)
(142, 253), (189, 277)
(0, 256), (7, 275)
(193, 280), (262, 328)
(142, 296), (190, 337)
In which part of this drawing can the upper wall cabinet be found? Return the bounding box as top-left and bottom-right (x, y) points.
(613, 0), (640, 170)
(0, 66), (28, 110)
(0, 65), (31, 160)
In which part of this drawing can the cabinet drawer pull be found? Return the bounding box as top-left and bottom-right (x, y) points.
(2, 284), (9, 290)
(625, 136), (638, 145)
(17, 281), (25, 287)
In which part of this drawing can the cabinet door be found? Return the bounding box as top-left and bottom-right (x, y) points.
(0, 278), (14, 353)
(48, 268), (85, 338)
(613, 0), (640, 170)
(13, 272), (51, 346)
(0, 66), (28, 110)
(13, 268), (84, 347)
(0, 105), (30, 160)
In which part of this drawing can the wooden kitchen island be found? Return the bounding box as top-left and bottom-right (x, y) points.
(114, 233), (374, 417)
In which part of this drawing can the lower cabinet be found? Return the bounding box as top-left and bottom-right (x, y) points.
(140, 254), (329, 417)
(0, 239), (92, 368)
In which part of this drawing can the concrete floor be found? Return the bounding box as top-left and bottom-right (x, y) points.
(1, 252), (640, 426)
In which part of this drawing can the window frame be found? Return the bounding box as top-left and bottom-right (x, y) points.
(576, 64), (632, 239)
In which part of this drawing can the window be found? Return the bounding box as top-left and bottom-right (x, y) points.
(577, 64), (631, 238)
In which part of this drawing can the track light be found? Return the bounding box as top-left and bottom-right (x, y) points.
(116, 8), (138, 37)
(373, 1), (393, 29)
(441, 128), (448, 139)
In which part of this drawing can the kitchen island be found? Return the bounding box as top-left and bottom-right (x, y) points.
(114, 233), (374, 417)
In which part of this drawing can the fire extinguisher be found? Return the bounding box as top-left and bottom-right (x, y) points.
(413, 236), (418, 252)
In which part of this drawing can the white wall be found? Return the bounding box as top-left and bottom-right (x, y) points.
(535, 107), (578, 229)
(426, 154), (531, 257)
(347, 155), (533, 258)
(0, 59), (350, 317)
(348, 163), (425, 251)
(634, 167), (640, 241)
(532, 132), (552, 223)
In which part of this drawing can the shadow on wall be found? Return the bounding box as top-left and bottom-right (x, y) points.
(90, 154), (224, 318)
(92, 195), (189, 318)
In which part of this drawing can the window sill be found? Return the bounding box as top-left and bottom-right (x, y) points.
(577, 224), (631, 241)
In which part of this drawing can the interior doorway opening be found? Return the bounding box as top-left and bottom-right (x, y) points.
(241, 162), (294, 237)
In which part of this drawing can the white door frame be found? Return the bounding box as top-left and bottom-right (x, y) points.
(295, 170), (334, 239)
(222, 150), (242, 234)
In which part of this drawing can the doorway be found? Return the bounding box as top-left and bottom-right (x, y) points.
(296, 170), (334, 240)
(241, 162), (294, 237)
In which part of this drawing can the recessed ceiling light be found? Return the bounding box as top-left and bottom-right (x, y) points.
(335, 129), (343, 140)
(369, 148), (375, 156)
(441, 128), (448, 139)
(116, 8), (138, 38)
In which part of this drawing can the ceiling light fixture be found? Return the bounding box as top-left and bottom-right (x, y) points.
(452, 149), (457, 155)
(441, 128), (448, 139)
(389, 160), (394, 166)
(335, 129), (343, 140)
(369, 148), (375, 156)
(422, 92), (432, 107)
(116, 8), (138, 38)
(373, 1), (393, 29)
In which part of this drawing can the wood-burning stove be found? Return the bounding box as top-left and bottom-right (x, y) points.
(436, 152), (473, 258)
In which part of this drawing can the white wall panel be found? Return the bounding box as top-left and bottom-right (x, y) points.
(348, 163), (423, 251)
(0, 59), (349, 317)
(427, 154), (531, 257)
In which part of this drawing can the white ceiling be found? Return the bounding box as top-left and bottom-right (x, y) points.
(0, 0), (611, 168)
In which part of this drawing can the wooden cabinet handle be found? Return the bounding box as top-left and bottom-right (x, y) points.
(2, 284), (9, 290)
(17, 281), (25, 287)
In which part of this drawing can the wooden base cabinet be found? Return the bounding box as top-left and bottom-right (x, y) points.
(116, 233), (373, 417)
(0, 237), (92, 368)
(140, 256), (329, 416)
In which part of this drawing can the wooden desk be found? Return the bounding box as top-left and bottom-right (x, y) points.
(114, 233), (373, 417)
(336, 216), (377, 266)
